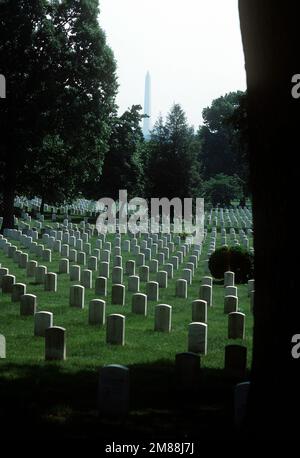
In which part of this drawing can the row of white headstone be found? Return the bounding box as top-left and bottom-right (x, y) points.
(97, 346), (250, 420)
(1, 219), (254, 363)
(1, 227), (203, 291)
(1, 232), (253, 423)
(1, 205), (254, 424)
(206, 207), (252, 229)
(1, 263), (254, 366)
(1, 219), (254, 311)
(1, 220), (254, 304)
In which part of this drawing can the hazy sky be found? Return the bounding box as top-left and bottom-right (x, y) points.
(100, 0), (246, 129)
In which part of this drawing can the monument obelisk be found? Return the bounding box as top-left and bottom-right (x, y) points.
(142, 71), (151, 139)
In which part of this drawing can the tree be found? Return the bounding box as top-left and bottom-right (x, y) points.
(202, 173), (242, 207)
(198, 91), (250, 197)
(0, 0), (117, 227)
(202, 92), (243, 132)
(87, 105), (145, 201)
(146, 104), (202, 201)
(239, 0), (300, 439)
(226, 93), (250, 201)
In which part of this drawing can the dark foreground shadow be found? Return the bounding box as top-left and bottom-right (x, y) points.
(0, 361), (249, 440)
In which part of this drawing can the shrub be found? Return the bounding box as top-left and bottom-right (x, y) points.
(208, 245), (254, 283)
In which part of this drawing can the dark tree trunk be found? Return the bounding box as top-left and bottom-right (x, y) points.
(239, 0), (300, 438)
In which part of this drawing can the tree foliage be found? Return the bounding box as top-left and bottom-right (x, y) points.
(0, 0), (117, 226)
(145, 104), (202, 200)
(203, 173), (242, 206)
(86, 105), (146, 200)
(198, 91), (250, 199)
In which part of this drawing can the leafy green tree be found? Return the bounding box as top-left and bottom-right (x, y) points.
(24, 135), (74, 212)
(86, 105), (146, 200)
(202, 92), (243, 131)
(0, 0), (117, 228)
(202, 173), (242, 206)
(146, 104), (202, 200)
(198, 91), (249, 197)
(227, 93), (250, 202)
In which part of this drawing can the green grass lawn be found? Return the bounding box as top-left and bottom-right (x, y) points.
(0, 221), (253, 439)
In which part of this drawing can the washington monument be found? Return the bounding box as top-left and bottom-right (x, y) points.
(142, 71), (151, 139)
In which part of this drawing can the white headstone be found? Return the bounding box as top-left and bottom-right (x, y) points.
(132, 293), (147, 316)
(199, 284), (212, 307)
(111, 284), (125, 306)
(70, 265), (81, 282)
(99, 261), (109, 278)
(44, 273), (57, 292)
(128, 275), (140, 293)
(154, 304), (172, 332)
(139, 265), (149, 282)
(2, 274), (16, 293)
(156, 271), (168, 288)
(188, 322), (207, 354)
(176, 279), (187, 298)
(35, 265), (47, 284)
(45, 326), (66, 361)
(69, 285), (85, 308)
(20, 294), (37, 316)
(89, 299), (106, 325)
(149, 259), (158, 273)
(81, 269), (92, 289)
(224, 271), (235, 287)
(59, 258), (69, 274)
(125, 260), (135, 276)
(192, 299), (207, 323)
(11, 283), (26, 301)
(98, 365), (129, 418)
(112, 266), (123, 284)
(95, 276), (107, 296)
(0, 334), (6, 358)
(224, 295), (238, 314)
(228, 312), (245, 339)
(146, 281), (159, 301)
(106, 314), (125, 345)
(34, 311), (53, 337)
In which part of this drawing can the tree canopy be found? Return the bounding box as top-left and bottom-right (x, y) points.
(202, 173), (242, 207)
(85, 104), (146, 201)
(0, 0), (250, 227)
(0, 0), (118, 227)
(197, 91), (250, 202)
(145, 104), (202, 201)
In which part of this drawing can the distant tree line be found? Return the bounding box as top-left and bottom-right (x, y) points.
(96, 92), (249, 208)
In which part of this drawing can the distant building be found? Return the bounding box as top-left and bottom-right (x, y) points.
(142, 71), (151, 139)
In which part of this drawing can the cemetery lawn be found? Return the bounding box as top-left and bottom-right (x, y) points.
(0, 222), (253, 439)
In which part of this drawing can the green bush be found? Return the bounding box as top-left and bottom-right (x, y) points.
(208, 245), (254, 283)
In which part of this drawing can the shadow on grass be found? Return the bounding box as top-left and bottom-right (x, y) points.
(0, 360), (249, 440)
